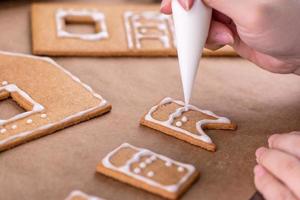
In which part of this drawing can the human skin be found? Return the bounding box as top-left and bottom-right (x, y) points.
(255, 132), (300, 200)
(161, 0), (300, 75)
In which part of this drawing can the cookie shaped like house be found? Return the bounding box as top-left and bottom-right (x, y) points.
(0, 51), (111, 151)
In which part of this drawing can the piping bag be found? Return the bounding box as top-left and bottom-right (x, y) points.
(172, 0), (212, 105)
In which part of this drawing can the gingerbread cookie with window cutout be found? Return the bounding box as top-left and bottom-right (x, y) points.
(0, 51), (111, 152)
(140, 97), (237, 151)
(65, 190), (105, 200)
(97, 143), (199, 200)
(31, 3), (236, 57)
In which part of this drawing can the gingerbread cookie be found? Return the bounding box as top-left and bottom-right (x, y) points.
(140, 97), (237, 151)
(65, 190), (105, 200)
(97, 143), (199, 200)
(31, 3), (236, 57)
(0, 51), (111, 151)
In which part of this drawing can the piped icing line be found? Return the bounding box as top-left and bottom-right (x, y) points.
(102, 143), (196, 193)
(0, 51), (108, 146)
(56, 9), (109, 41)
(65, 190), (104, 200)
(124, 11), (175, 49)
(144, 97), (231, 144)
(0, 84), (44, 126)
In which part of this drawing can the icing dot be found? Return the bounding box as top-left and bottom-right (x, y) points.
(175, 121), (182, 127)
(177, 167), (184, 172)
(181, 116), (188, 122)
(0, 129), (7, 134)
(1, 81), (8, 86)
(150, 155), (157, 161)
(133, 168), (141, 174)
(147, 171), (154, 177)
(165, 161), (172, 167)
(41, 114), (47, 119)
(139, 162), (146, 168)
(26, 119), (33, 124)
(140, 28), (147, 34)
(145, 158), (152, 164)
(11, 125), (17, 130)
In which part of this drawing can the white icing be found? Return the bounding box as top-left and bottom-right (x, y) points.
(175, 121), (182, 127)
(40, 114), (47, 119)
(0, 51), (108, 147)
(1, 81), (8, 86)
(147, 171), (154, 177)
(134, 168), (141, 174)
(56, 9), (109, 41)
(26, 119), (33, 124)
(172, 0), (212, 104)
(0, 129), (6, 134)
(144, 97), (232, 144)
(177, 167), (184, 172)
(0, 84), (45, 126)
(11, 125), (17, 130)
(165, 161), (172, 167)
(124, 11), (175, 49)
(139, 162), (146, 168)
(181, 116), (188, 122)
(102, 143), (196, 193)
(65, 190), (104, 200)
(145, 158), (152, 164)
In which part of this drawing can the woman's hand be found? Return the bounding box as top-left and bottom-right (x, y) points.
(254, 132), (300, 200)
(161, 0), (300, 75)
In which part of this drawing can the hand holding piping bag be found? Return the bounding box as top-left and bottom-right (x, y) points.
(161, 1), (300, 199)
(161, 0), (300, 75)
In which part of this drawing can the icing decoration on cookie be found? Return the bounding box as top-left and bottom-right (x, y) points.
(102, 143), (196, 193)
(147, 171), (155, 177)
(1, 81), (8, 86)
(181, 116), (188, 122)
(0, 129), (6, 134)
(165, 161), (172, 167)
(40, 114), (47, 119)
(0, 84), (44, 126)
(65, 190), (104, 200)
(144, 97), (232, 144)
(56, 9), (109, 41)
(124, 11), (176, 49)
(0, 51), (109, 149)
(26, 119), (33, 124)
(177, 167), (184, 172)
(11, 125), (17, 130)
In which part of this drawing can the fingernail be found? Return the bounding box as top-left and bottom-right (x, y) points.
(215, 33), (234, 45)
(268, 134), (279, 148)
(254, 165), (265, 177)
(255, 147), (267, 162)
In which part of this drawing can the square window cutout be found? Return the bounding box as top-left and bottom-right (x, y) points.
(56, 9), (109, 41)
(0, 84), (44, 126)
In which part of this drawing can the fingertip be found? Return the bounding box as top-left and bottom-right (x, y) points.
(160, 0), (172, 14)
(268, 134), (279, 148)
(206, 20), (234, 50)
(255, 147), (267, 162)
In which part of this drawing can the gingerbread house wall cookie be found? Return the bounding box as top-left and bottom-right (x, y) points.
(0, 51), (111, 151)
(31, 3), (236, 57)
(65, 190), (105, 200)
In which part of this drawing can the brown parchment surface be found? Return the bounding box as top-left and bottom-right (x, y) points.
(0, 0), (299, 200)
